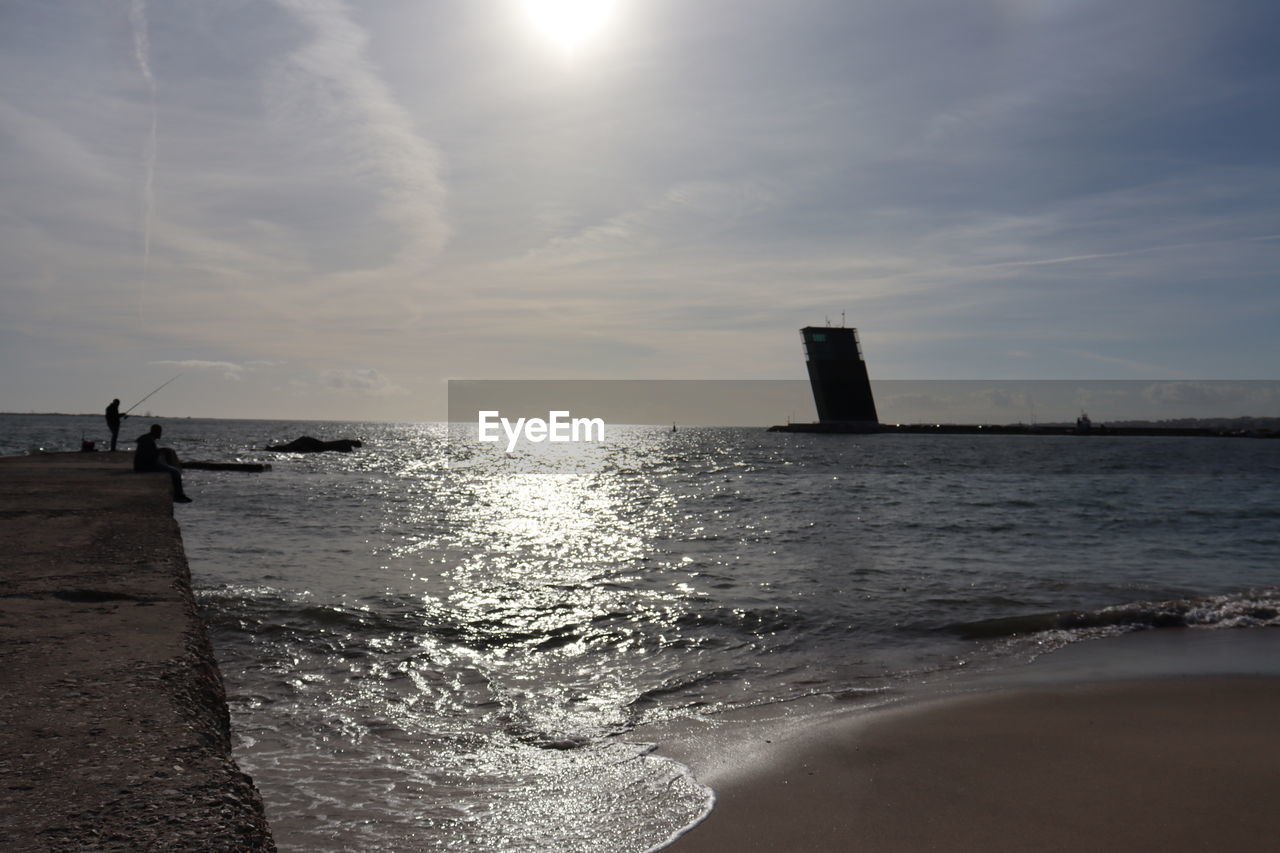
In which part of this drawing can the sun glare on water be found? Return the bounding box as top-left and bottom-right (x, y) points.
(521, 0), (619, 54)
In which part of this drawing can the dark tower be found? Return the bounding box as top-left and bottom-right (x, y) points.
(801, 326), (879, 425)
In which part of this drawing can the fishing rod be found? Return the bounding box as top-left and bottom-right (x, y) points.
(123, 373), (182, 416)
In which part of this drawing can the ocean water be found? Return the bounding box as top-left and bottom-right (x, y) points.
(5, 414), (1280, 851)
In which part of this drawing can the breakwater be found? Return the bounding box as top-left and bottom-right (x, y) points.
(0, 452), (274, 851)
(769, 422), (1276, 437)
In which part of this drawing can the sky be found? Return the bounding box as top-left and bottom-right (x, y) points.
(2, 0), (1278, 422)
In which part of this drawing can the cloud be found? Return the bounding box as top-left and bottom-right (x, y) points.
(321, 367), (407, 396)
(149, 359), (247, 380)
(1141, 381), (1277, 408)
(971, 233), (1280, 273)
(0, 99), (120, 189)
(973, 388), (1031, 412)
(269, 0), (451, 269)
(520, 180), (776, 270)
(1059, 350), (1164, 376)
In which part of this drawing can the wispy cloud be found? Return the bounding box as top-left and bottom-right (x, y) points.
(321, 367), (406, 396)
(972, 233), (1280, 273)
(270, 0), (451, 269)
(1141, 381), (1278, 408)
(0, 99), (119, 189)
(149, 359), (247, 380)
(1058, 350), (1164, 376)
(519, 180), (776, 270)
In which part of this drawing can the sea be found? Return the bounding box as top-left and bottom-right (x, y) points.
(5, 413), (1280, 852)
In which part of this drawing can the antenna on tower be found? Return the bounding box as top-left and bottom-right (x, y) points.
(841, 311), (846, 327)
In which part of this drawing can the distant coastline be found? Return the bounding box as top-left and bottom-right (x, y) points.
(1038, 416), (1280, 431)
(0, 412), (350, 424)
(772, 417), (1280, 437)
(774, 415), (1280, 436)
(6, 412), (1280, 432)
(2, 411), (179, 418)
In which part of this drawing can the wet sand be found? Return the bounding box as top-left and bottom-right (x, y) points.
(0, 452), (273, 851)
(661, 631), (1280, 852)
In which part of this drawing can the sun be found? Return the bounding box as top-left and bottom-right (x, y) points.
(520, 0), (619, 53)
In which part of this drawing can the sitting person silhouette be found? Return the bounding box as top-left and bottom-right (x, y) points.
(133, 424), (192, 503)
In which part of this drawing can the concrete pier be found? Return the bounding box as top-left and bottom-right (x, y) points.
(0, 453), (274, 851)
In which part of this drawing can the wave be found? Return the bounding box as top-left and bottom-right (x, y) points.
(199, 586), (646, 655)
(944, 588), (1280, 640)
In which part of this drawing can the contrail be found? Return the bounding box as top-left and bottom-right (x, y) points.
(129, 0), (157, 277)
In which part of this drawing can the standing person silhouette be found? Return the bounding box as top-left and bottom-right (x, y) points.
(105, 398), (126, 451)
(133, 424), (192, 503)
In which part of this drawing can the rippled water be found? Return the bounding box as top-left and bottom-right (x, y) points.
(6, 414), (1279, 851)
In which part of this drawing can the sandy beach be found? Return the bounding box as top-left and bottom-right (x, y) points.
(661, 631), (1280, 853)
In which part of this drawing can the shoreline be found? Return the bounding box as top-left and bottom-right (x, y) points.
(0, 453), (274, 851)
(651, 627), (1280, 852)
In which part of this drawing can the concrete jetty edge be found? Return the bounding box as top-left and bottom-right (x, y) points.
(0, 452), (274, 851)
